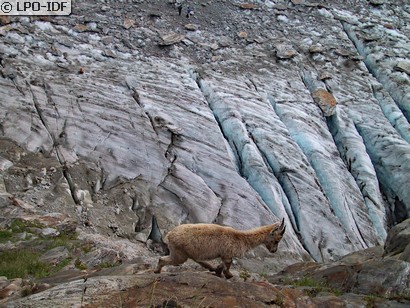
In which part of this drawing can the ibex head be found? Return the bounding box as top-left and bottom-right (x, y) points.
(264, 218), (286, 253)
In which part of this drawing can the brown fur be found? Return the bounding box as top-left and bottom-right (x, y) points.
(154, 219), (285, 279)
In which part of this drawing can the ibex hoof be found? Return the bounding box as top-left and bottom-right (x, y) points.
(215, 266), (224, 277)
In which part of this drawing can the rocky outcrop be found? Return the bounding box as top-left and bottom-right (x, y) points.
(270, 218), (410, 303)
(3, 271), (363, 308)
(4, 219), (410, 307)
(384, 218), (410, 262)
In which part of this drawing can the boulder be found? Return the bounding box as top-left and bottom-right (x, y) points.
(269, 222), (410, 300)
(0, 156), (13, 171)
(239, 4), (258, 9)
(40, 227), (60, 238)
(275, 44), (298, 59)
(354, 258), (410, 297)
(123, 18), (135, 29)
(0, 16), (11, 26)
(39, 246), (70, 265)
(184, 24), (199, 31)
(159, 33), (185, 46)
(0, 278), (23, 305)
(384, 218), (410, 262)
(311, 88), (338, 116)
(395, 61), (410, 75)
(369, 0), (385, 5)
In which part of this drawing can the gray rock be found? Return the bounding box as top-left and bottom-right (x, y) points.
(384, 218), (410, 261)
(369, 0), (385, 5)
(159, 32), (185, 45)
(184, 24), (199, 31)
(355, 258), (410, 297)
(80, 247), (122, 268)
(275, 44), (298, 59)
(308, 44), (325, 54)
(0, 278), (23, 305)
(123, 18), (135, 30)
(395, 61), (410, 75)
(39, 246), (70, 265)
(0, 157), (13, 171)
(41, 228), (60, 238)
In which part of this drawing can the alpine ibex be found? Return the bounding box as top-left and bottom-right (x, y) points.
(154, 219), (286, 279)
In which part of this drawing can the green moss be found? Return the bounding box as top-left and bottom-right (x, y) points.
(75, 258), (87, 270)
(48, 233), (78, 250)
(292, 277), (325, 288)
(0, 247), (73, 279)
(54, 257), (72, 272)
(81, 242), (93, 254)
(364, 294), (378, 308)
(259, 271), (268, 279)
(21, 285), (34, 297)
(0, 219), (78, 279)
(0, 229), (13, 242)
(239, 270), (251, 281)
(290, 277), (343, 297)
(0, 249), (49, 279)
(97, 261), (117, 269)
(10, 219), (44, 233)
(332, 288), (343, 296)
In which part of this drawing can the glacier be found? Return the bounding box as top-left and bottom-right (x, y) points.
(0, 0), (409, 266)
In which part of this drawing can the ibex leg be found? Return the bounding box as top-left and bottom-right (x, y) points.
(195, 261), (217, 272)
(222, 258), (233, 279)
(154, 253), (187, 273)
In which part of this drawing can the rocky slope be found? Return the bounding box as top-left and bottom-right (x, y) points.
(0, 0), (409, 306)
(2, 218), (410, 307)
